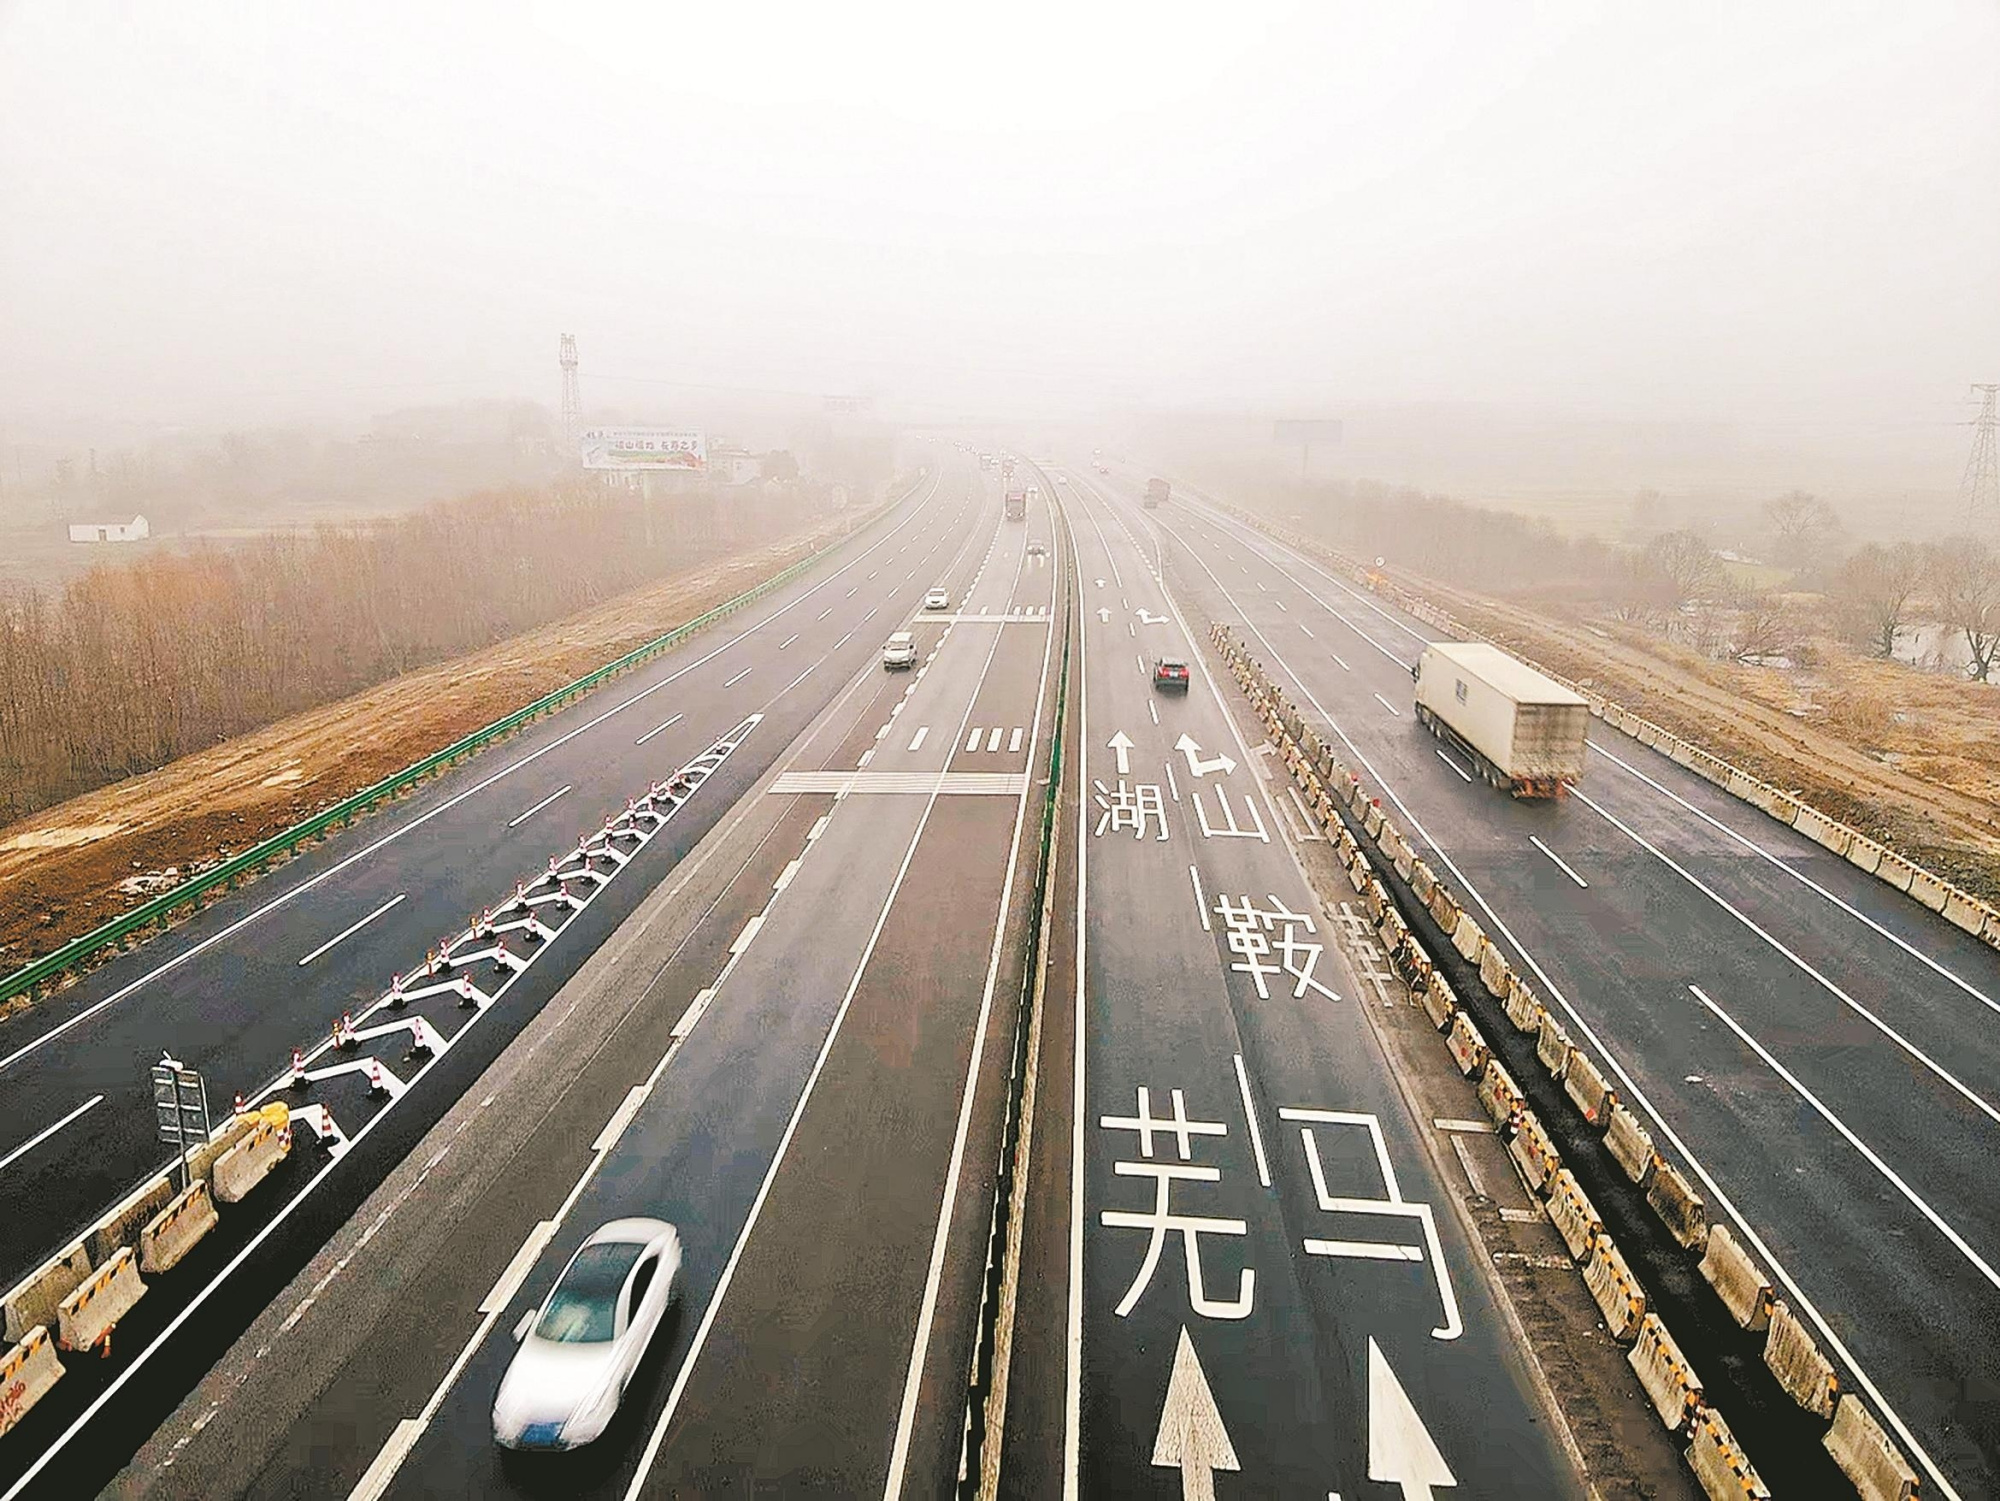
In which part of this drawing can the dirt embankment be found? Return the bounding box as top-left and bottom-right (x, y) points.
(1389, 574), (2000, 901)
(0, 502), (887, 976)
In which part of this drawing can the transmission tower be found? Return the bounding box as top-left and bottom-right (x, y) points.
(558, 333), (581, 456)
(1963, 383), (1999, 517)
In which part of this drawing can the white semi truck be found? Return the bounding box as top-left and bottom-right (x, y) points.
(1412, 641), (1589, 798)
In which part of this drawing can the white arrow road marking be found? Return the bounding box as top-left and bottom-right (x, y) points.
(1108, 731), (1135, 775)
(1095, 578), (1106, 588)
(1097, 607), (1112, 622)
(1174, 733), (1236, 778)
(1152, 1327), (1239, 1501)
(1137, 609), (1167, 624)
(1368, 1338), (1456, 1500)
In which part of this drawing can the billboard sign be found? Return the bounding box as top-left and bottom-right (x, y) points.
(580, 428), (708, 472)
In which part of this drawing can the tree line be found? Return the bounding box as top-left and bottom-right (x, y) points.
(0, 481), (817, 823)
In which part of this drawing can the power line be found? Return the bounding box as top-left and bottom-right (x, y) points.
(1963, 383), (1999, 518)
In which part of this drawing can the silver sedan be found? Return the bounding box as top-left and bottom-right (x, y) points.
(491, 1217), (682, 1451)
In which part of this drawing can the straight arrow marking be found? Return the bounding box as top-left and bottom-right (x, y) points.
(1368, 1337), (1455, 1500)
(1108, 731), (1135, 775)
(1153, 1326), (1239, 1501)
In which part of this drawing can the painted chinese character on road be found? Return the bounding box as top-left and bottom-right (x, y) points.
(1210, 894), (1339, 1001)
(1094, 779), (1169, 841)
(1098, 1086), (1254, 1320)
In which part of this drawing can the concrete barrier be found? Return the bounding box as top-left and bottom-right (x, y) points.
(1671, 739), (1700, 769)
(1410, 862), (1438, 904)
(57, 1247), (145, 1354)
(1844, 835), (1884, 876)
(1419, 972), (1457, 1031)
(138, 1180), (220, 1275)
(1476, 940), (1509, 998)
(1686, 1406), (1771, 1501)
(1349, 781), (1370, 816)
(1627, 1313), (1703, 1433)
(1374, 819), (1401, 859)
(1906, 866), (1950, 913)
(1451, 911), (1485, 962)
(213, 1115), (291, 1204)
(1582, 1233), (1645, 1342)
(1508, 1110), (1558, 1196)
(1763, 1301), (1838, 1418)
(1561, 1048), (1613, 1127)
(1346, 852), (1369, 894)
(1392, 841), (1416, 881)
(1363, 801), (1385, 839)
(1476, 1059), (1523, 1128)
(0, 1325), (65, 1440)
(1873, 850), (1917, 893)
(1427, 885), (1460, 934)
(1503, 974), (1540, 1034)
(1824, 1394), (1920, 1501)
(1362, 879), (1391, 921)
(1604, 1107), (1656, 1187)
(88, 1171), (178, 1266)
(186, 1112), (258, 1182)
(1545, 1170), (1602, 1261)
(3, 1241), (92, 1346)
(1445, 1012), (1487, 1076)
(1983, 912), (2000, 954)
(1697, 1223), (1772, 1332)
(1646, 1158), (1708, 1249)
(1535, 1014), (1572, 1079)
(1376, 909), (1409, 955)
(1942, 889), (1989, 936)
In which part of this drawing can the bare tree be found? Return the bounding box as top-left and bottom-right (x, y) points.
(1927, 537), (2000, 683)
(1834, 542), (1925, 657)
(1643, 529), (1720, 609)
(1730, 599), (1797, 663)
(1763, 490), (1841, 567)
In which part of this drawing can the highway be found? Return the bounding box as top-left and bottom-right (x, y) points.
(80, 456), (1062, 1500)
(998, 470), (1582, 1499)
(1132, 473), (2000, 1501)
(0, 451), (1006, 1498)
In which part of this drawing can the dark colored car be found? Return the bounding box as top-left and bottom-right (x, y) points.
(1152, 657), (1190, 692)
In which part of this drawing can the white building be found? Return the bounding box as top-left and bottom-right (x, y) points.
(710, 445), (761, 486)
(68, 514), (150, 543)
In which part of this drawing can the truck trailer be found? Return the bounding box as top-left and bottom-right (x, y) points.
(1144, 477), (1170, 508)
(1412, 641), (1588, 798)
(1004, 489), (1027, 521)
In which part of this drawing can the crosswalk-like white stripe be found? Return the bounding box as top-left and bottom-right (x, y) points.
(769, 771), (1028, 796)
(1009, 727), (1023, 753)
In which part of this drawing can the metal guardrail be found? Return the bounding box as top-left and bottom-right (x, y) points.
(0, 475), (926, 1007)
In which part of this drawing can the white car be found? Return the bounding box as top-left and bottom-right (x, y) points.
(492, 1217), (682, 1451)
(923, 588), (951, 611)
(882, 631), (918, 669)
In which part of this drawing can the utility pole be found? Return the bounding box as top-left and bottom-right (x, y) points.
(558, 333), (581, 459)
(1963, 383), (1999, 518)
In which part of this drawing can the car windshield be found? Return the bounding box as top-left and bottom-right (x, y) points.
(535, 1241), (646, 1343)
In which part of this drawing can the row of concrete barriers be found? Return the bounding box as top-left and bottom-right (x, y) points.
(1210, 621), (1922, 1501)
(0, 1102), (292, 1442)
(1200, 493), (2000, 958)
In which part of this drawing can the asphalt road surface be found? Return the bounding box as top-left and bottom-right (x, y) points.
(1001, 469), (1583, 1501)
(0, 450), (1007, 1498)
(1137, 472), (2000, 1501)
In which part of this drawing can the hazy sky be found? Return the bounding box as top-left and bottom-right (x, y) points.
(2, 1), (1996, 429)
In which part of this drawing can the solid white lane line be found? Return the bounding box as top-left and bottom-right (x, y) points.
(636, 711), (685, 745)
(506, 786), (572, 829)
(1167, 522), (1967, 1500)
(1373, 693), (1402, 718)
(0, 473), (961, 1079)
(297, 894), (408, 965)
(779, 634), (797, 650)
(1575, 789), (2000, 1130)
(724, 667), (753, 687)
(1690, 984), (2000, 1293)
(630, 506), (1029, 1501)
(1589, 739), (2000, 1019)
(1233, 1053), (1272, 1188)
(1436, 749), (1472, 782)
(908, 727), (929, 752)
(0, 1094), (104, 1175)
(1529, 836), (1589, 890)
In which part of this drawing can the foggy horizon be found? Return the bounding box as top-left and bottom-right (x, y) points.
(3, 3), (1997, 446)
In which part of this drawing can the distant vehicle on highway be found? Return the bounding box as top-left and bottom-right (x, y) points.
(882, 631), (918, 669)
(492, 1218), (682, 1451)
(1095, 463), (1109, 475)
(1003, 489), (1027, 521)
(1152, 656), (1190, 692)
(1413, 641), (1589, 797)
(1144, 477), (1170, 508)
(923, 588), (952, 610)
(1026, 540), (1047, 557)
